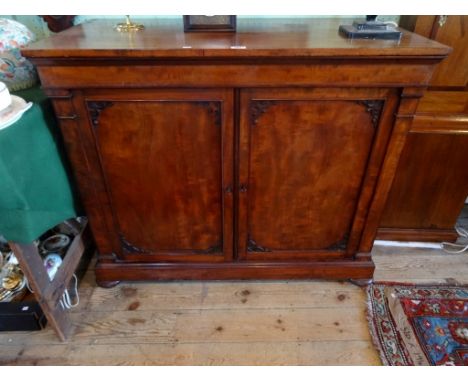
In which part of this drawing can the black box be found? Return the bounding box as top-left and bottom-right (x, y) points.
(0, 297), (47, 331)
(339, 24), (402, 40)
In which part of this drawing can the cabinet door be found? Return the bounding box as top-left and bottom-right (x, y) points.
(238, 88), (395, 261)
(82, 89), (233, 262)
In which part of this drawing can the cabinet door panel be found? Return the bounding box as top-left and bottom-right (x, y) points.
(85, 90), (233, 262)
(238, 89), (383, 260)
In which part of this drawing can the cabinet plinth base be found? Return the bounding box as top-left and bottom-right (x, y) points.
(95, 258), (375, 283)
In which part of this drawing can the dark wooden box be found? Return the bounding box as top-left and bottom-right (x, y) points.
(0, 293), (47, 331)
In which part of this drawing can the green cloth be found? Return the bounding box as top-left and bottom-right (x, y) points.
(0, 86), (78, 243)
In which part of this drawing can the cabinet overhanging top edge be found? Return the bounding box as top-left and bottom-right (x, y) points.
(21, 18), (451, 61)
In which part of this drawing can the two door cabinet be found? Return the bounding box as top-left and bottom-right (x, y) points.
(22, 18), (450, 285)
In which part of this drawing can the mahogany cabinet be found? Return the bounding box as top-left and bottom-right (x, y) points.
(378, 16), (468, 242)
(22, 18), (450, 285)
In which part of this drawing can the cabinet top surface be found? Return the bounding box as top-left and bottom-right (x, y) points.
(23, 18), (451, 60)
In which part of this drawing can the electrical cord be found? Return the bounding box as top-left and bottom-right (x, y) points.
(25, 272), (80, 310)
(442, 226), (468, 254)
(59, 274), (79, 310)
(26, 277), (33, 293)
(374, 16), (399, 28)
(383, 21), (399, 28)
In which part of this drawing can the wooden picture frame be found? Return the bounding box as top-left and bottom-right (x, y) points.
(183, 15), (236, 32)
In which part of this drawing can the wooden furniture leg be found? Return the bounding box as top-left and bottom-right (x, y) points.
(8, 221), (93, 341)
(349, 279), (374, 287)
(8, 242), (71, 341)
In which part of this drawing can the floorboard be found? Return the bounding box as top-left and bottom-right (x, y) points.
(1, 238), (467, 365)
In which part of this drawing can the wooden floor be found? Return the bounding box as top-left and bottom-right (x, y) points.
(1, 244), (467, 365)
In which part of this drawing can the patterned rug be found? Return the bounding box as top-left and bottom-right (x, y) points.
(366, 283), (468, 365)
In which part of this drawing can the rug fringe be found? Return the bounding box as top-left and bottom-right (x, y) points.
(365, 284), (391, 366)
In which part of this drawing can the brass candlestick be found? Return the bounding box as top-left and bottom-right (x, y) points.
(115, 15), (144, 32)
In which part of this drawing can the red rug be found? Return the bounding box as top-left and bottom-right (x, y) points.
(366, 283), (468, 365)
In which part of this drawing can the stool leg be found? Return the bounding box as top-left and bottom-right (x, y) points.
(9, 242), (72, 341)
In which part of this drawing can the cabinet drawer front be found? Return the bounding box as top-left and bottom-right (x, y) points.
(82, 90), (233, 262)
(238, 88), (391, 261)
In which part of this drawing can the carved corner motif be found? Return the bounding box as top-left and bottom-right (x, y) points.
(325, 234), (349, 251)
(250, 100), (276, 126)
(195, 101), (222, 128)
(110, 252), (120, 261)
(118, 233), (151, 254)
(356, 100), (384, 128)
(86, 101), (114, 127)
(247, 236), (272, 252)
(118, 233), (221, 255)
(196, 242), (223, 254)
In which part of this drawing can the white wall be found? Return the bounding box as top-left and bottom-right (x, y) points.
(4, 15), (400, 41)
